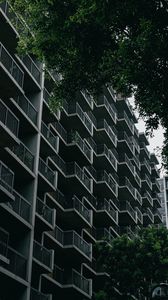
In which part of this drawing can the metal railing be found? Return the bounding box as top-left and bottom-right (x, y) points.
(64, 230), (92, 259)
(120, 153), (135, 174)
(67, 162), (92, 192)
(97, 119), (117, 146)
(0, 42), (24, 88)
(41, 121), (58, 150)
(11, 142), (34, 171)
(136, 207), (143, 223)
(97, 95), (116, 123)
(13, 95), (37, 125)
(63, 100), (93, 134)
(0, 98), (19, 136)
(141, 158), (151, 174)
(120, 177), (136, 198)
(51, 121), (67, 142)
(96, 228), (113, 243)
(20, 55), (41, 85)
(140, 142), (150, 158)
(36, 197), (54, 226)
(0, 160), (14, 194)
(33, 241), (53, 269)
(72, 195), (91, 224)
(107, 85), (116, 101)
(135, 189), (142, 205)
(0, 1), (23, 33)
(71, 269), (92, 296)
(142, 174), (152, 189)
(97, 199), (118, 222)
(81, 90), (93, 108)
(68, 131), (92, 161)
(97, 144), (117, 170)
(97, 170), (117, 195)
(50, 153), (66, 174)
(118, 111), (134, 133)
(38, 158), (55, 186)
(143, 191), (153, 206)
(118, 131), (134, 153)
(6, 190), (31, 222)
(0, 227), (9, 258)
(120, 201), (136, 221)
(6, 246), (27, 279)
(30, 288), (52, 300)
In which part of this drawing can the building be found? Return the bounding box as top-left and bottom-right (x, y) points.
(0, 2), (162, 300)
(158, 177), (168, 228)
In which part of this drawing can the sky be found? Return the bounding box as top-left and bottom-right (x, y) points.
(128, 98), (165, 174)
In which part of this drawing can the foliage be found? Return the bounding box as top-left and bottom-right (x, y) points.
(96, 226), (168, 300)
(5, 0), (168, 168)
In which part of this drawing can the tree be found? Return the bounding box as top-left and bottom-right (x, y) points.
(95, 226), (168, 300)
(6, 0), (168, 167)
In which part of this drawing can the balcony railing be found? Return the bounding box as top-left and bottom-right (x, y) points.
(53, 226), (92, 259)
(20, 55), (41, 85)
(38, 158), (56, 186)
(36, 198), (54, 226)
(0, 42), (24, 88)
(120, 201), (137, 221)
(72, 195), (92, 224)
(97, 95), (116, 123)
(30, 288), (52, 300)
(140, 142), (150, 158)
(142, 191), (153, 206)
(6, 190), (31, 223)
(67, 162), (92, 192)
(0, 99), (19, 137)
(141, 158), (151, 174)
(0, 227), (9, 258)
(97, 119), (117, 146)
(120, 153), (135, 174)
(120, 177), (136, 198)
(142, 174), (152, 190)
(6, 246), (27, 279)
(51, 121), (67, 142)
(41, 121), (58, 151)
(81, 90), (93, 108)
(97, 170), (118, 196)
(107, 85), (116, 101)
(118, 131), (134, 153)
(10, 142), (34, 171)
(68, 131), (92, 162)
(118, 111), (134, 133)
(63, 100), (93, 134)
(97, 144), (118, 170)
(97, 199), (118, 223)
(96, 228), (113, 243)
(0, 1), (23, 33)
(0, 160), (14, 194)
(13, 95), (37, 125)
(33, 241), (53, 269)
(136, 207), (143, 223)
(135, 189), (142, 205)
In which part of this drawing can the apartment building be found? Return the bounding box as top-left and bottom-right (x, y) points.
(0, 2), (162, 300)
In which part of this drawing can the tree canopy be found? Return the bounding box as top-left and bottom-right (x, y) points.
(7, 0), (168, 167)
(95, 226), (168, 300)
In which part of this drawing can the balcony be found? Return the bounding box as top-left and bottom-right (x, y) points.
(141, 174), (152, 191)
(4, 246), (27, 280)
(11, 94), (38, 126)
(36, 197), (56, 231)
(94, 95), (117, 124)
(140, 142), (150, 160)
(136, 207), (143, 224)
(0, 160), (14, 202)
(19, 55), (41, 87)
(96, 119), (117, 147)
(143, 208), (154, 224)
(0, 99), (19, 146)
(48, 226), (92, 262)
(135, 189), (142, 205)
(151, 163), (160, 178)
(141, 158), (151, 174)
(154, 209), (163, 224)
(118, 153), (135, 177)
(117, 111), (134, 134)
(38, 158), (57, 191)
(95, 144), (118, 172)
(106, 85), (117, 102)
(96, 228), (114, 244)
(119, 201), (137, 225)
(142, 191), (153, 207)
(33, 240), (54, 271)
(66, 162), (93, 194)
(96, 170), (118, 198)
(120, 226), (136, 239)
(41, 121), (59, 155)
(153, 193), (162, 208)
(30, 288), (52, 300)
(119, 177), (136, 202)
(0, 227), (9, 264)
(0, 42), (24, 94)
(5, 189), (31, 224)
(152, 178), (160, 193)
(45, 265), (92, 298)
(12, 142), (34, 170)
(62, 100), (93, 136)
(118, 131), (135, 156)
(95, 199), (118, 226)
(80, 90), (94, 110)
(67, 131), (93, 163)
(43, 88), (60, 122)
(49, 190), (92, 228)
